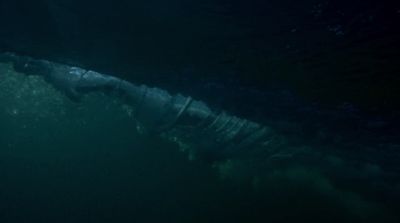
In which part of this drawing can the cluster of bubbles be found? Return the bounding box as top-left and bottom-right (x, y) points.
(0, 62), (137, 133)
(0, 63), (67, 121)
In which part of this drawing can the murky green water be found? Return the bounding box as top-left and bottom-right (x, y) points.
(1, 62), (398, 223)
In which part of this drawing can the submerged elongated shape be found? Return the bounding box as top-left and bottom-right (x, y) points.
(1, 52), (279, 160)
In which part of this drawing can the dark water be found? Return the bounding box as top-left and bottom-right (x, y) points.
(1, 1), (400, 222)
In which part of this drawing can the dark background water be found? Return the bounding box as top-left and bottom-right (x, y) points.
(1, 0), (399, 111)
(0, 0), (400, 222)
